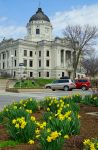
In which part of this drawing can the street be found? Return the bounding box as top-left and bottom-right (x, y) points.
(0, 89), (93, 111)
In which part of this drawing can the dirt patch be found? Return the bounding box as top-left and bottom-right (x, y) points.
(0, 104), (98, 150)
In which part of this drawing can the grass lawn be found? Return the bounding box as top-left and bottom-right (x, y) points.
(14, 78), (55, 89)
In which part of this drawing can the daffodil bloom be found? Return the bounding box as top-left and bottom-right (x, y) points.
(47, 108), (50, 111)
(83, 139), (91, 145)
(68, 117), (72, 121)
(47, 128), (51, 133)
(36, 135), (40, 139)
(78, 114), (81, 119)
(12, 119), (17, 124)
(30, 98), (32, 101)
(50, 131), (59, 140)
(42, 122), (46, 126)
(15, 123), (19, 128)
(47, 136), (52, 142)
(90, 142), (96, 150)
(49, 116), (52, 120)
(64, 135), (69, 139)
(35, 128), (40, 134)
(14, 106), (17, 109)
(28, 140), (34, 144)
(31, 116), (36, 121)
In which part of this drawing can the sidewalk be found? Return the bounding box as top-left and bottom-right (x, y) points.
(18, 88), (52, 93)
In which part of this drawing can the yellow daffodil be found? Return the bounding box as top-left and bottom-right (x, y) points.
(28, 139), (34, 144)
(12, 119), (16, 124)
(31, 116), (36, 121)
(47, 136), (52, 142)
(15, 123), (19, 128)
(64, 135), (69, 139)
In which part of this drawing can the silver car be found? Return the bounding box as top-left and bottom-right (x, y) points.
(45, 79), (76, 91)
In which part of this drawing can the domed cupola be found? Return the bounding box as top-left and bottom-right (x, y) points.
(25, 8), (53, 42)
(29, 8), (50, 22)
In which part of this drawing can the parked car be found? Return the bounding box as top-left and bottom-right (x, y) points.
(75, 79), (91, 90)
(45, 79), (76, 91)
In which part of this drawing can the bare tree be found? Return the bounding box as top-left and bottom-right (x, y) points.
(82, 55), (98, 78)
(63, 25), (98, 79)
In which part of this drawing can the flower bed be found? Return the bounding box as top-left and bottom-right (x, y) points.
(0, 95), (98, 149)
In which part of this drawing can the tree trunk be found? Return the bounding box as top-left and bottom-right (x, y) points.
(73, 67), (77, 79)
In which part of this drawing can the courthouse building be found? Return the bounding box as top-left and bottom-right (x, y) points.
(0, 8), (76, 79)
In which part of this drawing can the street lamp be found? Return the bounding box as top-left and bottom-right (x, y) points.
(11, 55), (14, 78)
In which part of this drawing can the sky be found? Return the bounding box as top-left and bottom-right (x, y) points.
(0, 0), (98, 40)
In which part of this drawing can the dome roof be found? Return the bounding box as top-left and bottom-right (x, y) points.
(29, 8), (50, 22)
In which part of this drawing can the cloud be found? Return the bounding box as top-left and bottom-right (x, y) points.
(51, 4), (98, 36)
(0, 16), (8, 22)
(0, 25), (26, 40)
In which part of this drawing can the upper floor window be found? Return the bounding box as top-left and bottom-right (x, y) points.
(46, 51), (49, 57)
(30, 51), (33, 57)
(29, 60), (33, 67)
(46, 60), (49, 67)
(24, 60), (27, 67)
(3, 53), (5, 59)
(15, 50), (17, 56)
(36, 29), (40, 34)
(66, 51), (71, 61)
(39, 60), (41, 67)
(24, 50), (27, 56)
(39, 51), (41, 57)
(3, 62), (5, 69)
(14, 60), (17, 67)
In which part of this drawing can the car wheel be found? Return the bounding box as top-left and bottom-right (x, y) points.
(52, 89), (55, 91)
(64, 86), (69, 91)
(81, 86), (87, 91)
(46, 86), (51, 89)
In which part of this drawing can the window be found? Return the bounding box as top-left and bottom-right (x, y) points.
(24, 50), (27, 56)
(29, 60), (33, 67)
(39, 51), (41, 57)
(46, 51), (49, 57)
(14, 60), (17, 67)
(24, 60), (27, 67)
(3, 53), (5, 59)
(46, 60), (49, 67)
(66, 51), (71, 61)
(39, 72), (41, 77)
(46, 72), (49, 77)
(7, 52), (9, 59)
(3, 62), (5, 69)
(62, 72), (64, 77)
(61, 50), (64, 64)
(36, 29), (40, 34)
(15, 50), (17, 56)
(30, 51), (33, 57)
(39, 60), (41, 67)
(30, 72), (33, 77)
(14, 71), (16, 77)
(58, 80), (69, 83)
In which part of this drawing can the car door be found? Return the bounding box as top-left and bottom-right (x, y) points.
(51, 80), (59, 89)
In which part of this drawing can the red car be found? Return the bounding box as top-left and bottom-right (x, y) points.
(75, 79), (91, 90)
